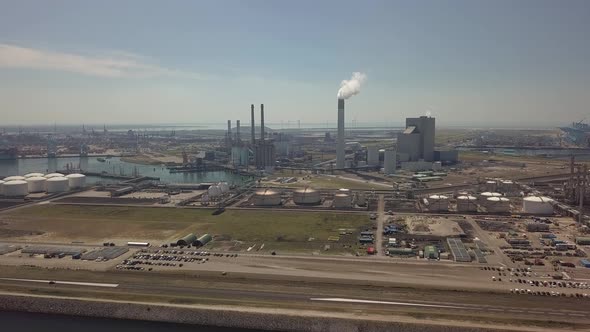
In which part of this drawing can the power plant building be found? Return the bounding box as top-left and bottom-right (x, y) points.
(367, 146), (379, 166)
(397, 116), (435, 162)
(383, 150), (397, 174)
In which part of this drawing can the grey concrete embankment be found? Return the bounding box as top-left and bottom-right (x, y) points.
(0, 293), (516, 332)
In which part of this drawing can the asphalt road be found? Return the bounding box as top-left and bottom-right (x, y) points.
(0, 270), (589, 327)
(375, 194), (385, 256)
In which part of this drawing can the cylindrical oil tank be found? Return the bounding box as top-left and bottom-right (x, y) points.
(383, 150), (396, 174)
(46, 176), (69, 193)
(500, 180), (516, 193)
(219, 182), (230, 193)
(486, 197), (510, 213)
(207, 185), (222, 198)
(367, 146), (379, 166)
(252, 189), (281, 206)
(484, 180), (497, 192)
(293, 187), (321, 205)
(3, 175), (26, 182)
(65, 173), (86, 189)
(333, 193), (352, 208)
(428, 194), (449, 212)
(3, 180), (28, 196)
(356, 191), (367, 206)
(457, 195), (478, 212)
(26, 176), (47, 193)
(522, 196), (554, 215)
(24, 172), (45, 178)
(0, 180), (4, 195)
(479, 192), (502, 206)
(44, 173), (64, 179)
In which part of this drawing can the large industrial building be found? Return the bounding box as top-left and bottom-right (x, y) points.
(397, 116), (435, 162)
(396, 116), (458, 164)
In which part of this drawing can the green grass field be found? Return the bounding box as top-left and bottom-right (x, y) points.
(6, 205), (372, 254)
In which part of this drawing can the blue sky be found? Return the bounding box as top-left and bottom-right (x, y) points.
(1, 0), (589, 127)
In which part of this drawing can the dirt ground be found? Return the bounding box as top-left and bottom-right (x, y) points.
(405, 215), (464, 237)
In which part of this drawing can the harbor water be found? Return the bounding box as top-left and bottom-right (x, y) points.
(0, 311), (262, 332)
(0, 157), (251, 185)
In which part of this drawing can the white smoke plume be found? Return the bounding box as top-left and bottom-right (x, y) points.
(337, 72), (367, 99)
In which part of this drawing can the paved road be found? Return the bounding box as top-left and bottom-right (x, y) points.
(375, 194), (385, 256)
(0, 274), (588, 324)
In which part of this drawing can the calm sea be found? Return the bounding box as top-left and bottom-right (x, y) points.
(0, 157), (250, 185)
(0, 311), (265, 332)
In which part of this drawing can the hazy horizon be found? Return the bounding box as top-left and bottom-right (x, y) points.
(1, 0), (589, 127)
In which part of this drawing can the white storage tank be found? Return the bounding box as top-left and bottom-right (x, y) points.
(367, 146), (379, 166)
(428, 194), (449, 212)
(457, 195), (478, 212)
(486, 197), (510, 213)
(219, 182), (230, 193)
(3, 180), (28, 196)
(24, 172), (44, 178)
(333, 193), (352, 208)
(3, 175), (26, 182)
(356, 191), (367, 206)
(207, 185), (222, 198)
(293, 187), (321, 205)
(46, 176), (69, 193)
(44, 173), (64, 179)
(252, 189), (281, 206)
(383, 150), (396, 174)
(26, 176), (47, 193)
(484, 180), (497, 192)
(479, 192), (502, 206)
(522, 196), (554, 215)
(500, 180), (517, 194)
(65, 173), (86, 189)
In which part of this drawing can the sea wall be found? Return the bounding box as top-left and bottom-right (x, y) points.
(0, 293), (513, 332)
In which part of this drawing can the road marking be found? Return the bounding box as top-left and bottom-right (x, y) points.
(310, 298), (465, 309)
(0, 278), (118, 288)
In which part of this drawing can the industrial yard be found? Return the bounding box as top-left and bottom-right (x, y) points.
(2, 118), (590, 331)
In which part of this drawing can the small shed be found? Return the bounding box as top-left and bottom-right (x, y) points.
(359, 236), (374, 244)
(424, 245), (439, 259)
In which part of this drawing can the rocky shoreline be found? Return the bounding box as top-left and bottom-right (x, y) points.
(0, 293), (515, 332)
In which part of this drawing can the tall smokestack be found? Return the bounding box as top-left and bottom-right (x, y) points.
(336, 99), (345, 168)
(227, 120), (232, 137)
(251, 104), (255, 144)
(236, 120), (241, 142)
(260, 104), (265, 142)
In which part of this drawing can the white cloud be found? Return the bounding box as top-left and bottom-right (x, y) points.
(0, 43), (190, 78)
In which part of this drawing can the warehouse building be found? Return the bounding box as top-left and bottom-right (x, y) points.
(177, 233), (198, 246)
(196, 234), (212, 247)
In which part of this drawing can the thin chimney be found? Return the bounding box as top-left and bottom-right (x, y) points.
(260, 104), (265, 142)
(236, 120), (241, 142)
(251, 104), (256, 144)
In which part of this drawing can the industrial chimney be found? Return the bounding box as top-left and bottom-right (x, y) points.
(251, 104), (255, 144)
(336, 99), (345, 168)
(260, 104), (265, 142)
(236, 120), (241, 142)
(227, 120), (232, 140)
